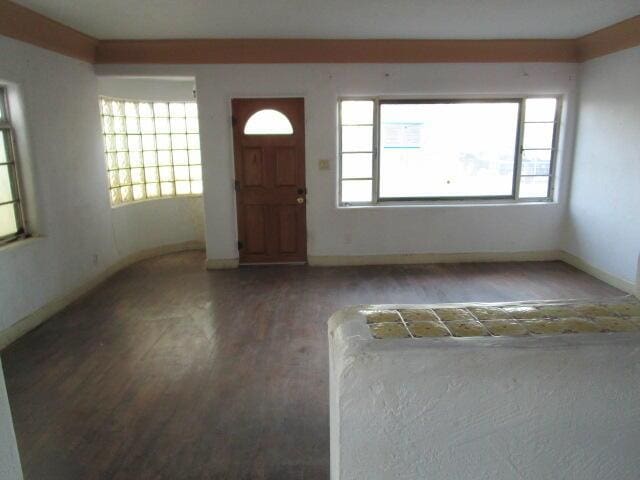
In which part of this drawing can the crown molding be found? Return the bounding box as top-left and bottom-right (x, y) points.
(577, 15), (640, 61)
(0, 0), (97, 62)
(95, 38), (578, 64)
(0, 1), (638, 65)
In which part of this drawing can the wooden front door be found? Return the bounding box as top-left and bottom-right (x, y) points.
(232, 98), (307, 264)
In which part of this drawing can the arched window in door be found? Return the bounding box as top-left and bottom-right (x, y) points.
(243, 109), (294, 135)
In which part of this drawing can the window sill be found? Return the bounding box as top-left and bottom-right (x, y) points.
(337, 199), (557, 210)
(110, 194), (203, 209)
(0, 235), (42, 253)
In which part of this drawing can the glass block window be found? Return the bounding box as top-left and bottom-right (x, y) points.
(0, 87), (27, 243)
(99, 97), (203, 206)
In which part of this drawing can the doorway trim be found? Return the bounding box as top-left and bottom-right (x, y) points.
(231, 97), (307, 264)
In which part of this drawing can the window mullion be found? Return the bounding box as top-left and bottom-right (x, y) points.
(547, 96), (562, 201)
(135, 102), (145, 201)
(514, 98), (526, 200)
(372, 98), (380, 204)
(338, 100), (343, 205)
(151, 103), (160, 198)
(5, 128), (26, 234)
(168, 105), (176, 196)
(186, 105), (193, 193)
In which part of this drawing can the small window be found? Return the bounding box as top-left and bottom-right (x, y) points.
(338, 97), (561, 205)
(99, 97), (203, 206)
(519, 98), (558, 199)
(244, 109), (293, 135)
(0, 87), (27, 244)
(340, 101), (374, 203)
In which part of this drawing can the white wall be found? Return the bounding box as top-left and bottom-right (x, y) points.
(329, 307), (640, 480)
(199, 64), (578, 261)
(97, 62), (578, 263)
(0, 360), (22, 480)
(563, 46), (640, 290)
(96, 77), (196, 101)
(97, 77), (205, 256)
(0, 36), (119, 332)
(0, 40), (205, 334)
(109, 197), (204, 256)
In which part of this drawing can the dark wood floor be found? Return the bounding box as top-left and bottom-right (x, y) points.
(1, 252), (624, 480)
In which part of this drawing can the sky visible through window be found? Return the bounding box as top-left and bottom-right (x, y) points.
(379, 102), (519, 199)
(0, 88), (25, 241)
(339, 98), (558, 204)
(244, 109), (293, 135)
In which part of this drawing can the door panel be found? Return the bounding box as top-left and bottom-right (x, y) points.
(276, 206), (298, 254)
(245, 205), (267, 254)
(242, 148), (265, 187)
(232, 98), (307, 264)
(275, 147), (297, 187)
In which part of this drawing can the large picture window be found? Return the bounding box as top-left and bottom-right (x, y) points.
(99, 97), (203, 206)
(339, 97), (560, 205)
(0, 87), (26, 243)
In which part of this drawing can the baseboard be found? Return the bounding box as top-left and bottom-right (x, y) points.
(2, 245), (634, 349)
(309, 250), (637, 296)
(560, 251), (637, 296)
(308, 250), (562, 266)
(0, 240), (205, 350)
(206, 258), (239, 269)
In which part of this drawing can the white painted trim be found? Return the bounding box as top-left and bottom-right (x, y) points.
(560, 251), (637, 296)
(0, 241), (204, 350)
(205, 258), (239, 269)
(309, 250), (562, 266)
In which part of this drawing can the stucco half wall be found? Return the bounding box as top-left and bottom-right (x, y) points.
(329, 305), (640, 480)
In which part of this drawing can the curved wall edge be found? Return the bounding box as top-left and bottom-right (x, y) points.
(0, 240), (204, 351)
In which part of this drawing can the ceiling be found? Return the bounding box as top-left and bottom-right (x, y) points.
(13, 0), (640, 40)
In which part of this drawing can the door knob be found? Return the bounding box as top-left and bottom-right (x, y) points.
(296, 197), (305, 204)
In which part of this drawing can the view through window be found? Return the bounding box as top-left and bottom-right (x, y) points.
(339, 97), (560, 205)
(99, 97), (202, 206)
(244, 109), (294, 135)
(0, 87), (26, 243)
(380, 101), (519, 199)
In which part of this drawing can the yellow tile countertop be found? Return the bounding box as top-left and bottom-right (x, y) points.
(363, 297), (640, 339)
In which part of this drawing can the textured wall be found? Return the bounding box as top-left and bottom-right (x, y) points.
(329, 309), (640, 480)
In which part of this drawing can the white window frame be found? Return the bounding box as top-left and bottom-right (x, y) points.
(338, 95), (562, 207)
(0, 86), (27, 244)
